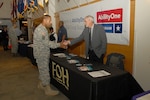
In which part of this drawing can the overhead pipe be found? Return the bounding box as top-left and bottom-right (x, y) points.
(64, 0), (71, 10)
(73, 0), (80, 7)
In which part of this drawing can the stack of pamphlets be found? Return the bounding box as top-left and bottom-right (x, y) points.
(53, 53), (66, 58)
(88, 70), (111, 78)
(77, 65), (93, 71)
(67, 59), (79, 64)
(69, 53), (77, 57)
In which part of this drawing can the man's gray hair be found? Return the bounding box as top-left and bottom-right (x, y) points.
(85, 15), (94, 23)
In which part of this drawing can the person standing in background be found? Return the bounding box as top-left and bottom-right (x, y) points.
(57, 21), (68, 52)
(8, 22), (22, 56)
(64, 15), (107, 64)
(49, 26), (58, 53)
(49, 26), (57, 43)
(57, 21), (68, 42)
(1, 26), (9, 51)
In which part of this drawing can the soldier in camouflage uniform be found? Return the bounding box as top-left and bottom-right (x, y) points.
(33, 15), (65, 96)
(8, 22), (22, 56)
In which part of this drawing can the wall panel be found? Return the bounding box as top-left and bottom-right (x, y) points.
(56, 0), (135, 74)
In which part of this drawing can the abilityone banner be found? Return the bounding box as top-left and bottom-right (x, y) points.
(60, 0), (130, 45)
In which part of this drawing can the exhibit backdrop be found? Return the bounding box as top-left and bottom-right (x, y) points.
(60, 0), (130, 45)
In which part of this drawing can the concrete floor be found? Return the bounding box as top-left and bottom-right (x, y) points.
(0, 46), (69, 100)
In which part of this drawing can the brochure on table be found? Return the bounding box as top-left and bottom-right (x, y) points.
(88, 70), (111, 78)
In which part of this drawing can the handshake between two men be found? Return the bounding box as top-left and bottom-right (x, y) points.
(59, 40), (71, 49)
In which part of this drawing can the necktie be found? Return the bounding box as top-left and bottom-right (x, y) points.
(89, 28), (92, 50)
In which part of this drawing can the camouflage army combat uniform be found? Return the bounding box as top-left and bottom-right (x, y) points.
(8, 26), (22, 55)
(33, 24), (60, 86)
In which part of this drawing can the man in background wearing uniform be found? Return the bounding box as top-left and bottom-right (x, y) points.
(8, 22), (22, 56)
(33, 15), (66, 96)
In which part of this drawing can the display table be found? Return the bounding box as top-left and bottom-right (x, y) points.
(18, 41), (30, 57)
(26, 48), (144, 100)
(18, 43), (28, 56)
(49, 53), (144, 100)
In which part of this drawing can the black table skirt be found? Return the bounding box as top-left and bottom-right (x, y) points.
(49, 54), (144, 100)
(26, 48), (143, 100)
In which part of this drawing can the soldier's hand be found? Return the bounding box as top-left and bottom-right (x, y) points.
(60, 41), (68, 49)
(63, 40), (70, 46)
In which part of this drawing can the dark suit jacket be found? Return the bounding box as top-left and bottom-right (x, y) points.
(70, 24), (107, 58)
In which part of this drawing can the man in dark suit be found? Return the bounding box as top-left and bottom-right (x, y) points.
(64, 15), (107, 64)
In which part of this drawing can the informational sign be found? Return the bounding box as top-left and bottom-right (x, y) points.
(60, 0), (130, 45)
(97, 8), (123, 33)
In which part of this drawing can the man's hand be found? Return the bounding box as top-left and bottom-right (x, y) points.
(60, 41), (68, 49)
(63, 40), (70, 46)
